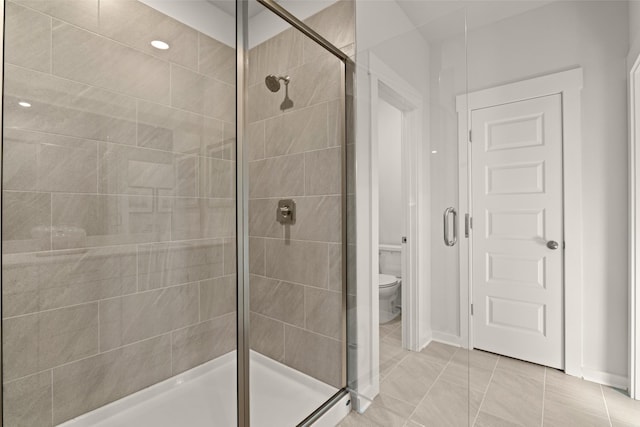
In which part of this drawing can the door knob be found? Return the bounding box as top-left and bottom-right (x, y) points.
(547, 240), (559, 250)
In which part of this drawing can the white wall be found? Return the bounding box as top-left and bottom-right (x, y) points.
(630, 1), (640, 67)
(378, 99), (403, 246)
(430, 1), (630, 381)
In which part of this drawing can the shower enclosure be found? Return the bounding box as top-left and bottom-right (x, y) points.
(1, 0), (354, 425)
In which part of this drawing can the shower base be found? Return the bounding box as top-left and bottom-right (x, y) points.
(59, 351), (349, 427)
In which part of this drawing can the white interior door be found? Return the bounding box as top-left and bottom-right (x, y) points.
(471, 94), (564, 369)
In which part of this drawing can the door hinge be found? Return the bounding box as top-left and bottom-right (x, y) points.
(471, 303), (474, 315)
(469, 130), (472, 143)
(465, 214), (472, 238)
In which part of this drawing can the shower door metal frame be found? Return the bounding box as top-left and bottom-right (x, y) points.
(236, 0), (354, 425)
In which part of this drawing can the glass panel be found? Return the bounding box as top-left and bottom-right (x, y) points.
(349, 1), (471, 424)
(2, 1), (236, 425)
(247, 1), (348, 424)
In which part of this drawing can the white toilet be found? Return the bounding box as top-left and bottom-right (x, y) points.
(379, 245), (402, 324)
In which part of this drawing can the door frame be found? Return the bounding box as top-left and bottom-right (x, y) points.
(369, 53), (426, 353)
(456, 68), (584, 378)
(629, 54), (640, 399)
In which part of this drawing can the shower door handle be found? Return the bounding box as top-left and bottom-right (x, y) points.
(443, 207), (458, 247)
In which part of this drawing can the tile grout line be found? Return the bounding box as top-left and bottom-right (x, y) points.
(600, 385), (613, 427)
(540, 367), (547, 427)
(471, 354), (500, 426)
(404, 349), (458, 425)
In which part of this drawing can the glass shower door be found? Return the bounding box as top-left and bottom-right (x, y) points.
(245, 1), (349, 424)
(2, 1), (237, 425)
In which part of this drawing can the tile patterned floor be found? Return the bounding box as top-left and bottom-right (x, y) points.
(340, 317), (640, 427)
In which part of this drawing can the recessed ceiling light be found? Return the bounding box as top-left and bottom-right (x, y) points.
(18, 101), (31, 108)
(431, 150), (438, 154)
(151, 40), (170, 50)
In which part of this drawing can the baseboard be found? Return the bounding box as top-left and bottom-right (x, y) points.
(581, 367), (628, 390)
(430, 330), (465, 348)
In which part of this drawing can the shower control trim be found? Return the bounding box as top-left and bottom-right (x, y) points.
(276, 199), (296, 225)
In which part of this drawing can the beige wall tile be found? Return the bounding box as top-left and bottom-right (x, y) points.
(2, 191), (51, 254)
(52, 334), (172, 424)
(4, 65), (137, 145)
(12, 0), (99, 31)
(52, 22), (170, 104)
(264, 103), (328, 157)
(200, 157), (234, 198)
(287, 53), (342, 112)
(302, 0), (355, 61)
(250, 275), (304, 327)
(329, 244), (343, 292)
(171, 64), (234, 122)
(249, 198), (282, 239)
(248, 27), (303, 87)
(249, 154), (304, 198)
(99, 283), (199, 351)
(4, 129), (98, 193)
(137, 100), (211, 156)
(199, 33), (235, 85)
(4, 371), (53, 427)
(224, 237), (237, 276)
(249, 237), (266, 275)
(5, 2), (51, 72)
(200, 275), (236, 320)
(98, 0), (198, 70)
(4, 303), (99, 381)
(284, 325), (342, 388)
(51, 194), (171, 249)
(328, 99), (344, 147)
(250, 313), (285, 362)
(138, 240), (223, 291)
(290, 196), (342, 242)
(3, 247), (137, 318)
(305, 147), (342, 196)
(265, 239), (328, 288)
(171, 313), (235, 375)
(222, 121), (236, 161)
(97, 142), (183, 196)
(171, 197), (234, 241)
(248, 121), (266, 161)
(305, 288), (342, 339)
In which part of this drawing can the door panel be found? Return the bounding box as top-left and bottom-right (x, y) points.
(472, 94), (563, 369)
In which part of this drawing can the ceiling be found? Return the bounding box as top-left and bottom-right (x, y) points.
(205, 0), (266, 18)
(395, 0), (555, 41)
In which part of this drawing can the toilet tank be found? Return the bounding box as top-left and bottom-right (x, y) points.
(379, 244), (402, 277)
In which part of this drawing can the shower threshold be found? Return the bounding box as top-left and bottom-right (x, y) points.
(58, 351), (345, 427)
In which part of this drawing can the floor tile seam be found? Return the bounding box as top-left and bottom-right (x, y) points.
(540, 367), (547, 426)
(404, 349), (456, 424)
(471, 354), (500, 426)
(600, 385), (613, 427)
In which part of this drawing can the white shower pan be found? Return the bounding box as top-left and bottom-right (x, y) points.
(59, 351), (349, 427)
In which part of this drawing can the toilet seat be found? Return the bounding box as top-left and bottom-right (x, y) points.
(379, 274), (398, 288)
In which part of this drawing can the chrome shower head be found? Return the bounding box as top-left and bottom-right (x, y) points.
(265, 75), (290, 92)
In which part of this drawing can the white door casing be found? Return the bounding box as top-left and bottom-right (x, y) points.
(471, 94), (564, 369)
(456, 68), (583, 378)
